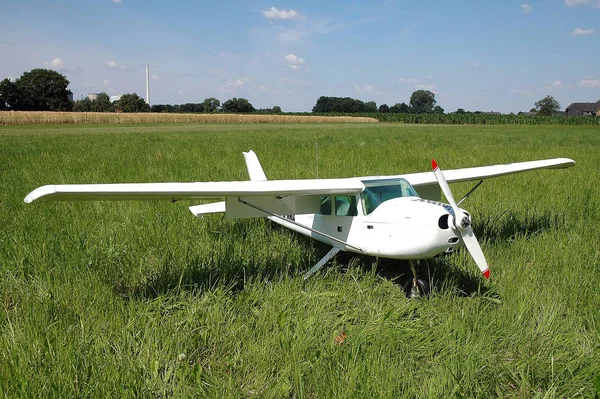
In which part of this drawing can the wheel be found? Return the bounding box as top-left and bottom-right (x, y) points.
(404, 278), (430, 298)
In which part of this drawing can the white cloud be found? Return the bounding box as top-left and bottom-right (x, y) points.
(565, 0), (600, 7)
(220, 78), (251, 92)
(151, 74), (159, 80)
(103, 79), (110, 86)
(354, 84), (380, 94)
(471, 62), (482, 68)
(578, 79), (600, 88)
(285, 53), (306, 71)
(262, 7), (304, 20)
(111, 0), (123, 3)
(44, 57), (65, 70)
(178, 89), (185, 95)
(259, 85), (275, 93)
(397, 78), (418, 84)
(570, 28), (595, 36)
(414, 84), (435, 91)
(521, 3), (533, 13)
(551, 80), (563, 87)
(279, 77), (312, 86)
(105, 60), (128, 70)
(427, 76), (434, 80)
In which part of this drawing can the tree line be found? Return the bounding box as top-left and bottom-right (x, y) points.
(0, 68), (567, 116)
(313, 90), (444, 114)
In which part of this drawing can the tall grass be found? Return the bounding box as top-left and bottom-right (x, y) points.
(0, 111), (378, 126)
(1, 123), (599, 397)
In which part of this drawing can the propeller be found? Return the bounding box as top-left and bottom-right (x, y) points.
(432, 159), (490, 279)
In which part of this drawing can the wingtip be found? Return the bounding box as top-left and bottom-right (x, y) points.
(23, 185), (56, 204)
(431, 159), (438, 170)
(483, 269), (490, 279)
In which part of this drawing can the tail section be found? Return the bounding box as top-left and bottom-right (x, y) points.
(243, 150), (268, 181)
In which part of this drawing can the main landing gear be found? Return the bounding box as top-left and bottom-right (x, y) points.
(404, 260), (430, 299)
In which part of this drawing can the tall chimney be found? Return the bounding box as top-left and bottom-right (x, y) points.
(145, 65), (150, 105)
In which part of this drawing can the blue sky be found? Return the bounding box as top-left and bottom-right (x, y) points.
(1, 0), (599, 113)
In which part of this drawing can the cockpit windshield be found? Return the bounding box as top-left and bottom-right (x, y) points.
(360, 178), (418, 215)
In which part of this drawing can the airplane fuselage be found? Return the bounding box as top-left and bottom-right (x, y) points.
(270, 195), (463, 260)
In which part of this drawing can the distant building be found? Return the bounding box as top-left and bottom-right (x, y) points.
(87, 93), (100, 101)
(565, 101), (600, 116)
(110, 95), (122, 103)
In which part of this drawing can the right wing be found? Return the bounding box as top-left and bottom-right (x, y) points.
(24, 179), (364, 204)
(24, 178), (365, 219)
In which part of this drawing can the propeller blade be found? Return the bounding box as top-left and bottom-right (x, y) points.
(431, 159), (490, 279)
(460, 226), (490, 279)
(432, 159), (460, 214)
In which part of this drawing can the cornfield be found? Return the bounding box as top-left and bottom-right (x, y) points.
(0, 112), (378, 126)
(372, 113), (600, 125)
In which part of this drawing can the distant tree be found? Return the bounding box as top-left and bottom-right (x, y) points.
(0, 78), (20, 110)
(73, 98), (93, 112)
(114, 93), (150, 112)
(73, 93), (114, 112)
(390, 102), (411, 113)
(151, 104), (167, 112)
(312, 96), (371, 113)
(364, 101), (377, 113)
(272, 105), (282, 113)
(378, 104), (390, 113)
(4, 69), (72, 111)
(179, 103), (204, 113)
(455, 108), (466, 114)
(529, 108), (537, 113)
(433, 105), (444, 114)
(222, 97), (255, 113)
(91, 92), (114, 112)
(202, 97), (221, 113)
(409, 90), (436, 113)
(535, 95), (560, 116)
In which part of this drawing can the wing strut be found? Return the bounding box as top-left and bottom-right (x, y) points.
(237, 198), (363, 252)
(303, 247), (341, 280)
(457, 180), (483, 206)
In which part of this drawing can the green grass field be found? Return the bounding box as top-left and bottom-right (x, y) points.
(1, 123), (599, 398)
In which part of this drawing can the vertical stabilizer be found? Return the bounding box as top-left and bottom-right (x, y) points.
(243, 150), (268, 181)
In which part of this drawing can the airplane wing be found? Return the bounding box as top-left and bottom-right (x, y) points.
(361, 158), (575, 201)
(24, 178), (365, 219)
(24, 179), (364, 203)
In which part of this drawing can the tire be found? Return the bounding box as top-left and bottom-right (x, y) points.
(404, 278), (430, 298)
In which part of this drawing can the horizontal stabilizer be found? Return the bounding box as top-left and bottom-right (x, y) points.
(189, 201), (226, 217)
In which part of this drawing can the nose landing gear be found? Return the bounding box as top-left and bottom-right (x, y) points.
(404, 260), (431, 298)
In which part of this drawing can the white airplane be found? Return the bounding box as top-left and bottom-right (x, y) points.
(25, 151), (575, 297)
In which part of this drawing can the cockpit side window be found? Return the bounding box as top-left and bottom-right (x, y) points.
(335, 195), (358, 216)
(361, 178), (418, 215)
(319, 196), (332, 215)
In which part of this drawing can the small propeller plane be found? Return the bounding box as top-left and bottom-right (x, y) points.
(25, 151), (575, 296)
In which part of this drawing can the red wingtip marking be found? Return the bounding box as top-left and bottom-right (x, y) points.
(483, 269), (490, 279)
(431, 159), (438, 170)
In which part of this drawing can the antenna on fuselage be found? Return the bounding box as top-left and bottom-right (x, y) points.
(316, 142), (319, 179)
